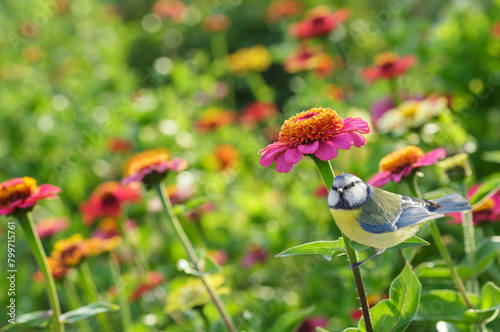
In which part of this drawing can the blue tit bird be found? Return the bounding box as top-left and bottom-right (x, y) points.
(328, 173), (472, 269)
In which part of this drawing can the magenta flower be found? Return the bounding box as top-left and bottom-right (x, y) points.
(241, 244), (268, 269)
(259, 107), (370, 173)
(296, 316), (328, 332)
(448, 184), (500, 225)
(36, 217), (69, 239)
(0, 177), (61, 216)
(368, 146), (446, 187)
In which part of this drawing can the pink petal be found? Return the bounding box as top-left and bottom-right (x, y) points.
(341, 117), (371, 133)
(348, 132), (367, 147)
(413, 148), (446, 167)
(275, 153), (294, 173)
(314, 141), (338, 161)
(284, 147), (303, 164)
(402, 165), (414, 176)
(391, 169), (406, 183)
(297, 141), (319, 154)
(367, 171), (391, 187)
(259, 143), (289, 167)
(329, 133), (354, 150)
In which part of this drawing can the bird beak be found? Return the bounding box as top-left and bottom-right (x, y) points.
(338, 188), (343, 193)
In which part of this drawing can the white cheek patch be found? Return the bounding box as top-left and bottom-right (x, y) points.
(343, 183), (368, 206)
(328, 190), (340, 207)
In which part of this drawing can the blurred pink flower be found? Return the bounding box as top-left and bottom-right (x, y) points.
(152, 0), (186, 22)
(0, 177), (61, 216)
(362, 52), (416, 82)
(448, 184), (500, 225)
(290, 6), (349, 39)
(259, 107), (370, 173)
(368, 146), (446, 187)
(284, 45), (335, 77)
(240, 102), (278, 128)
(36, 217), (69, 239)
(296, 316), (328, 332)
(80, 181), (141, 226)
(241, 244), (268, 268)
(107, 137), (133, 153)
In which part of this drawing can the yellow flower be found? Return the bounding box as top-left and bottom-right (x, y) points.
(85, 236), (122, 257)
(164, 274), (228, 313)
(52, 234), (88, 267)
(228, 45), (271, 75)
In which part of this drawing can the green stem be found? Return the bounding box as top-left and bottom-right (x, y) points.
(459, 182), (478, 294)
(19, 213), (64, 332)
(311, 157), (374, 332)
(77, 261), (112, 332)
(210, 31), (235, 109)
(196, 306), (210, 331)
(411, 176), (473, 309)
(389, 78), (401, 105)
(109, 254), (133, 329)
(154, 183), (237, 332)
(246, 72), (273, 102)
(64, 278), (92, 332)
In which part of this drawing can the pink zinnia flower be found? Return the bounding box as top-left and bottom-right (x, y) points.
(368, 146), (446, 187)
(241, 244), (268, 269)
(362, 52), (416, 82)
(284, 45), (335, 77)
(36, 217), (69, 239)
(122, 149), (188, 187)
(259, 107), (370, 173)
(80, 181), (142, 226)
(0, 177), (61, 216)
(448, 184), (500, 225)
(240, 102), (278, 128)
(290, 6), (349, 39)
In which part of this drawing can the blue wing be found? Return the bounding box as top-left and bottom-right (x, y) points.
(358, 186), (446, 234)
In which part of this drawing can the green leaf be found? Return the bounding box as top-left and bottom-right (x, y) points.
(316, 328), (333, 332)
(415, 261), (473, 279)
(469, 177), (500, 206)
(464, 282), (500, 324)
(350, 236), (429, 252)
(461, 237), (500, 275)
(482, 151), (500, 164)
(59, 302), (119, 323)
(415, 290), (480, 323)
(268, 306), (315, 332)
(276, 239), (345, 261)
(14, 310), (52, 327)
(359, 263), (421, 332)
(342, 328), (360, 332)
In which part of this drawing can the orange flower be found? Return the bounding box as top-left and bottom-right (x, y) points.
(214, 144), (239, 170)
(33, 257), (69, 281)
(201, 14), (231, 33)
(152, 0), (186, 21)
(122, 149), (188, 187)
(284, 45), (335, 77)
(108, 137), (134, 153)
(52, 234), (88, 267)
(85, 236), (122, 257)
(195, 108), (236, 132)
(265, 0), (303, 23)
(0, 177), (61, 216)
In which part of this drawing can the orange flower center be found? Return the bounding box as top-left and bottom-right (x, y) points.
(278, 107), (344, 147)
(474, 198), (494, 213)
(124, 149), (170, 176)
(374, 52), (398, 67)
(379, 146), (424, 173)
(0, 177), (38, 208)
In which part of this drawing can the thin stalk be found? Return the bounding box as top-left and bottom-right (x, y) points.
(210, 30), (235, 109)
(154, 183), (237, 332)
(388, 78), (401, 105)
(411, 176), (473, 309)
(459, 182), (478, 294)
(117, 218), (150, 274)
(64, 278), (92, 332)
(311, 157), (374, 332)
(19, 212), (64, 332)
(246, 72), (273, 102)
(109, 254), (133, 329)
(77, 261), (112, 332)
(196, 306), (210, 331)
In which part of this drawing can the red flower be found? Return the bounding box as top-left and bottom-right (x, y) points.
(265, 0), (303, 23)
(240, 102), (278, 128)
(368, 146), (446, 187)
(314, 185), (329, 198)
(122, 149), (188, 187)
(36, 217), (69, 239)
(80, 181), (141, 226)
(107, 137), (133, 153)
(207, 250), (228, 265)
(241, 244), (268, 269)
(362, 52), (416, 82)
(492, 22), (500, 37)
(152, 0), (186, 21)
(448, 184), (500, 225)
(130, 271), (165, 302)
(0, 177), (61, 216)
(290, 6), (349, 39)
(201, 14), (231, 33)
(259, 108), (370, 173)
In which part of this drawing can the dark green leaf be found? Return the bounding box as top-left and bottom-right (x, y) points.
(14, 310), (52, 327)
(415, 290), (480, 323)
(59, 302), (119, 323)
(350, 236), (429, 252)
(276, 239), (345, 261)
(359, 263), (421, 332)
(268, 306), (315, 332)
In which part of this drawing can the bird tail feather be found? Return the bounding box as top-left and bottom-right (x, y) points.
(431, 192), (472, 213)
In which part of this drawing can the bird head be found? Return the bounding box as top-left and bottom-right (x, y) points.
(328, 173), (369, 210)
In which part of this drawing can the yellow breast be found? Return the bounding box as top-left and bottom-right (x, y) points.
(330, 208), (419, 249)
